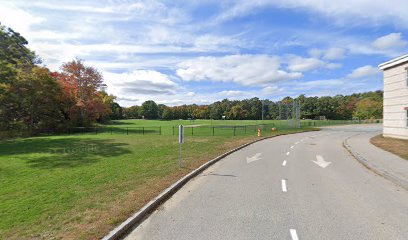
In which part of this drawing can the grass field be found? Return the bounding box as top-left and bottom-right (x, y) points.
(0, 119), (319, 239)
(81, 119), (362, 136)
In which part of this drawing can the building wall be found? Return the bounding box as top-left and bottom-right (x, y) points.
(383, 61), (408, 140)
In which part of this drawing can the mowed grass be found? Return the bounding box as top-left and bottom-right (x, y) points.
(98, 119), (358, 136)
(371, 135), (408, 160)
(99, 119), (294, 136)
(0, 119), (316, 239)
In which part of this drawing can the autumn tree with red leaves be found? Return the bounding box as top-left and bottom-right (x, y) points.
(56, 59), (111, 127)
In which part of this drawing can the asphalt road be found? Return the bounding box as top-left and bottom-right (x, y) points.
(125, 124), (408, 240)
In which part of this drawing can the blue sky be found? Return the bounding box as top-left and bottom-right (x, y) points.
(1, 0), (408, 106)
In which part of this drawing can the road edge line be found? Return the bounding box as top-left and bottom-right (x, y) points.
(102, 129), (318, 240)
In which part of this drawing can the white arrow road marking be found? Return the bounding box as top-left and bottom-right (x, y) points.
(295, 141), (300, 145)
(246, 153), (262, 164)
(290, 145), (294, 149)
(290, 229), (299, 240)
(312, 155), (332, 168)
(282, 160), (287, 166)
(281, 179), (287, 192)
(286, 151), (290, 156)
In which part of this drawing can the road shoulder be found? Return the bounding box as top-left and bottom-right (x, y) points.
(344, 132), (408, 191)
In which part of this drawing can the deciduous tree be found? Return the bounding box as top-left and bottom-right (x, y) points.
(57, 59), (109, 126)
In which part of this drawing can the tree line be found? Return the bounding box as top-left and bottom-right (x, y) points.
(0, 24), (120, 136)
(121, 91), (382, 121)
(0, 23), (383, 137)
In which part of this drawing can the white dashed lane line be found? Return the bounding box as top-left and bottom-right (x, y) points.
(281, 142), (300, 239)
(290, 229), (299, 240)
(281, 179), (287, 192)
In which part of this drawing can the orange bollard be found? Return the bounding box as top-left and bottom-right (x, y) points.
(257, 128), (261, 137)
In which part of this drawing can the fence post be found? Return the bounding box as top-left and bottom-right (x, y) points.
(233, 126), (236, 136)
(159, 126), (161, 135)
(143, 127), (145, 135)
(172, 126), (175, 136)
(244, 125), (247, 134)
(212, 126), (215, 136)
(127, 127), (129, 135)
(191, 127), (194, 136)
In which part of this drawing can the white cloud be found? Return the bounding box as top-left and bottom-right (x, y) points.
(308, 48), (323, 58)
(372, 33), (407, 50)
(219, 90), (245, 97)
(347, 65), (380, 79)
(302, 79), (344, 87)
(31, 41), (236, 71)
(286, 55), (341, 72)
(323, 47), (345, 60)
(326, 63), (342, 70)
(103, 70), (179, 98)
(274, 29), (406, 58)
(0, 1), (387, 106)
(2, 1), (237, 73)
(286, 56), (326, 72)
(0, 4), (45, 33)
(262, 86), (281, 94)
(12, 0), (188, 25)
(215, 0), (408, 28)
(176, 54), (302, 86)
(308, 47), (345, 61)
(288, 79), (345, 92)
(193, 34), (244, 51)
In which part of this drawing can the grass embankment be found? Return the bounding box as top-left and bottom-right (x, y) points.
(0, 121), (316, 240)
(371, 135), (408, 160)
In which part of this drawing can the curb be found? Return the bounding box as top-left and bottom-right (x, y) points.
(102, 129), (318, 240)
(343, 134), (408, 191)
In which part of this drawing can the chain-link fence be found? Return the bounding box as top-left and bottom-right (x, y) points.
(68, 126), (162, 135)
(1, 119), (383, 139)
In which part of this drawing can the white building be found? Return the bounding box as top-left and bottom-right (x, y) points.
(379, 54), (408, 140)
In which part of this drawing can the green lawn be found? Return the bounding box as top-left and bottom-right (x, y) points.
(90, 119), (358, 136)
(0, 120), (318, 239)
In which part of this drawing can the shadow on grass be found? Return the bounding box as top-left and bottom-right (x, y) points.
(0, 137), (131, 169)
(89, 127), (160, 135)
(103, 120), (137, 125)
